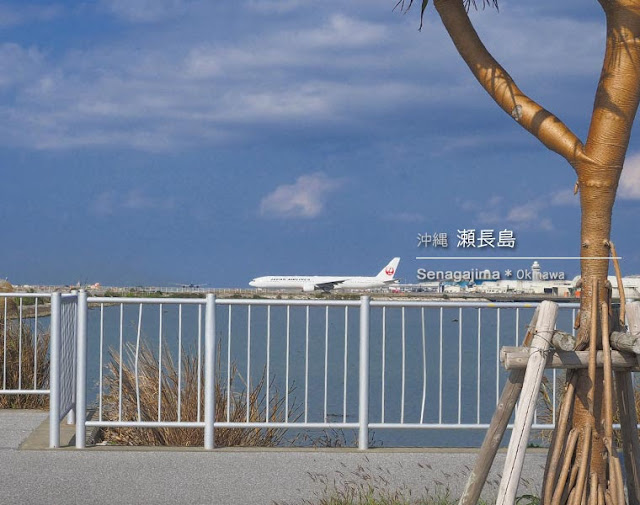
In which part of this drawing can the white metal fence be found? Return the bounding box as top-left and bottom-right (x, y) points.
(0, 291), (583, 449)
(72, 294), (580, 449)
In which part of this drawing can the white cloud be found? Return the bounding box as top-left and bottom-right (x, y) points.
(550, 188), (579, 206)
(91, 190), (176, 216)
(245, 0), (304, 14)
(469, 188), (577, 231)
(0, 4), (61, 27)
(620, 153), (640, 199)
(385, 212), (424, 222)
(0, 4), (608, 151)
(101, 0), (190, 22)
(0, 44), (44, 89)
(259, 173), (345, 219)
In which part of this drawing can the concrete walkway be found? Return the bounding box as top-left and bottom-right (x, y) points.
(0, 410), (547, 505)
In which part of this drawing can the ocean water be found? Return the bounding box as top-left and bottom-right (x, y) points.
(81, 301), (577, 447)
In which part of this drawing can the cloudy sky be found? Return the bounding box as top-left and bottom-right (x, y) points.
(1, 0), (639, 287)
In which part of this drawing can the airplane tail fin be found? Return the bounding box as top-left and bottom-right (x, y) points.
(376, 257), (400, 281)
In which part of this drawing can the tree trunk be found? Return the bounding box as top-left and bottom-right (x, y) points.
(571, 1), (640, 482)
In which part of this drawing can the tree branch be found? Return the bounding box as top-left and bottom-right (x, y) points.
(433, 0), (586, 168)
(582, 2), (640, 172)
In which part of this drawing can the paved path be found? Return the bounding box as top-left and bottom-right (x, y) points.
(0, 410), (547, 505)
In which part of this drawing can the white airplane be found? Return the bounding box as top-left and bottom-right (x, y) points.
(249, 258), (401, 292)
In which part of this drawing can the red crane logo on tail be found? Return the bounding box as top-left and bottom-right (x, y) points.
(385, 267), (395, 276)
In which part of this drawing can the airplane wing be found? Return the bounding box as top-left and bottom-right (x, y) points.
(314, 278), (348, 291)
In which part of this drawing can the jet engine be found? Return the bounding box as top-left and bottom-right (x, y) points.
(303, 283), (316, 292)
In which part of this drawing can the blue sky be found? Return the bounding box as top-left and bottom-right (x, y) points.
(1, 0), (639, 287)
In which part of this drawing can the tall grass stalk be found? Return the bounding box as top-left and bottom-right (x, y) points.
(100, 342), (292, 447)
(0, 320), (50, 409)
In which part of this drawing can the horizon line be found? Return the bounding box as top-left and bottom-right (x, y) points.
(415, 256), (621, 260)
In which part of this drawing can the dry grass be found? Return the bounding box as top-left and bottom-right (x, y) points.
(100, 342), (292, 447)
(0, 319), (50, 409)
(277, 461), (502, 505)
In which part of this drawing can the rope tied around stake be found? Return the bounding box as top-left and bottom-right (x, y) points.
(529, 328), (555, 358)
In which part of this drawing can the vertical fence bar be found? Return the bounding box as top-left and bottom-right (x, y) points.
(49, 292), (61, 448)
(324, 306), (329, 423)
(158, 304), (163, 421)
(3, 298), (6, 389)
(477, 308), (481, 424)
(18, 298), (22, 389)
(439, 307), (443, 424)
(197, 305), (202, 423)
(246, 306), (251, 423)
(286, 306), (290, 421)
(304, 306), (309, 424)
(401, 307), (406, 424)
(99, 304), (104, 421)
(118, 303), (123, 422)
(227, 305), (232, 423)
(458, 307), (462, 425)
(358, 296), (370, 450)
(204, 294), (216, 450)
(178, 304), (183, 422)
(420, 307), (427, 424)
(33, 298), (38, 389)
(135, 304), (143, 422)
(343, 307), (348, 424)
(381, 307), (386, 423)
(496, 308), (501, 404)
(75, 291), (87, 448)
(266, 305), (271, 423)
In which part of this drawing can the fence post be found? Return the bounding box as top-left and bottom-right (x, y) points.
(358, 295), (370, 450)
(204, 294), (216, 450)
(66, 290), (77, 425)
(49, 292), (61, 448)
(75, 290), (87, 448)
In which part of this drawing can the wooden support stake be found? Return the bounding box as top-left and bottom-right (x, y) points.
(502, 349), (639, 371)
(610, 332), (640, 355)
(544, 374), (578, 504)
(598, 483), (605, 505)
(618, 301), (640, 505)
(553, 331), (578, 351)
(604, 438), (620, 505)
(628, 302), (640, 335)
(602, 303), (614, 442)
(573, 424), (593, 505)
(614, 371), (640, 505)
(458, 307), (541, 505)
(496, 301), (558, 505)
(604, 491), (614, 505)
(613, 456), (625, 505)
(523, 306), (540, 347)
(609, 242), (626, 328)
(552, 429), (580, 505)
(588, 279), (598, 415)
(590, 473), (599, 505)
(458, 369), (526, 505)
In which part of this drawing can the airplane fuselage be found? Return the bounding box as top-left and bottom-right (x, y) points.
(249, 276), (392, 291)
(249, 258), (401, 292)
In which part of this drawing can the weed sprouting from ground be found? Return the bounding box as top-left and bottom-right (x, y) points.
(276, 460), (503, 505)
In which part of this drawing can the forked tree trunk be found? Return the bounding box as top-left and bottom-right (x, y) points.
(428, 0), (640, 493)
(572, 1), (640, 482)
